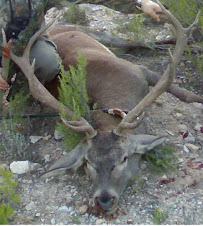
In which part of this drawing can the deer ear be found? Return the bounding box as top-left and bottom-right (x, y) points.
(41, 139), (92, 178)
(129, 135), (167, 155)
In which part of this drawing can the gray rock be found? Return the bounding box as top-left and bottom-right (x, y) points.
(140, 163), (147, 170)
(25, 201), (36, 211)
(0, 164), (8, 168)
(58, 206), (69, 213)
(185, 143), (200, 152)
(44, 154), (51, 163)
(79, 205), (88, 215)
(95, 219), (105, 225)
(194, 123), (202, 132)
(192, 103), (203, 110)
(63, 220), (69, 225)
(178, 124), (188, 133)
(162, 175), (167, 179)
(43, 134), (52, 141)
(10, 161), (41, 174)
(92, 6), (101, 11)
(176, 113), (183, 118)
(51, 218), (56, 225)
(30, 136), (43, 144)
(184, 133), (196, 143)
(54, 130), (64, 140)
(70, 211), (76, 215)
(165, 130), (174, 136)
(183, 145), (190, 153)
(10, 161), (29, 174)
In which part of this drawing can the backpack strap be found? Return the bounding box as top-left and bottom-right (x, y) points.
(28, 0), (32, 19)
(8, 0), (15, 23)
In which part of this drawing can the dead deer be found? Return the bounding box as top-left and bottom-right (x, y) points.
(1, 0), (202, 215)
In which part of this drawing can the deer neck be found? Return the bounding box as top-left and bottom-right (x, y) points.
(90, 107), (148, 135)
(91, 110), (122, 132)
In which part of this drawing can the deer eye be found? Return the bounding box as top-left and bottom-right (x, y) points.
(121, 156), (128, 163)
(111, 165), (116, 171)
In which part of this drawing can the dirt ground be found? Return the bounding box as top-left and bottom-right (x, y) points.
(0, 4), (202, 225)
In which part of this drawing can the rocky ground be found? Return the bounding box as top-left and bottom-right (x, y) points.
(0, 4), (203, 225)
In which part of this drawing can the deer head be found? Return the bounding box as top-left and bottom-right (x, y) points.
(1, 0), (201, 215)
(42, 131), (166, 214)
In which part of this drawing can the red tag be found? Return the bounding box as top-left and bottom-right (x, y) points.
(3, 39), (12, 59)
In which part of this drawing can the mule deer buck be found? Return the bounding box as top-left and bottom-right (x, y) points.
(1, 0), (202, 215)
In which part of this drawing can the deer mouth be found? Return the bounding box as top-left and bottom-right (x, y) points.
(93, 190), (118, 215)
(93, 199), (118, 215)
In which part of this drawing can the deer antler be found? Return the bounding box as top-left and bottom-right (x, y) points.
(2, 21), (97, 138)
(115, 0), (201, 134)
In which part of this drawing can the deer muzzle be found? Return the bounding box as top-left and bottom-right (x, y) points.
(93, 189), (118, 214)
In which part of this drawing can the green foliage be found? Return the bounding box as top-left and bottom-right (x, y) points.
(0, 167), (20, 224)
(113, 14), (151, 43)
(71, 215), (81, 225)
(57, 52), (90, 151)
(162, 0), (203, 85)
(185, 46), (203, 76)
(4, 88), (30, 128)
(0, 125), (28, 157)
(144, 144), (177, 173)
(152, 206), (166, 224)
(64, 5), (89, 25)
(58, 52), (89, 120)
(0, 89), (30, 159)
(0, 120), (29, 159)
(56, 122), (84, 151)
(128, 177), (145, 195)
(161, 0), (203, 27)
(125, 14), (147, 42)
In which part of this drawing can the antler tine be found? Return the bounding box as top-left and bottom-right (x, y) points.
(4, 21), (96, 138)
(186, 10), (201, 33)
(61, 118), (97, 138)
(116, 49), (175, 134)
(155, 0), (200, 66)
(1, 28), (7, 46)
(116, 0), (199, 134)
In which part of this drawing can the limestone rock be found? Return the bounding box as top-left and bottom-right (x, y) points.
(30, 136), (43, 144)
(10, 161), (40, 174)
(79, 205), (88, 214)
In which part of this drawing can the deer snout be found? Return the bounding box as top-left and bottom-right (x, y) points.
(93, 189), (118, 214)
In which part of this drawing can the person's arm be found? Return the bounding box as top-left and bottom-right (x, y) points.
(136, 0), (162, 21)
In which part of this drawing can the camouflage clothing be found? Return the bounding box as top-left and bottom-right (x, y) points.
(0, 0), (44, 43)
(0, 0), (67, 50)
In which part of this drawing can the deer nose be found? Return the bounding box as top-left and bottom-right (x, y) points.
(95, 194), (116, 211)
